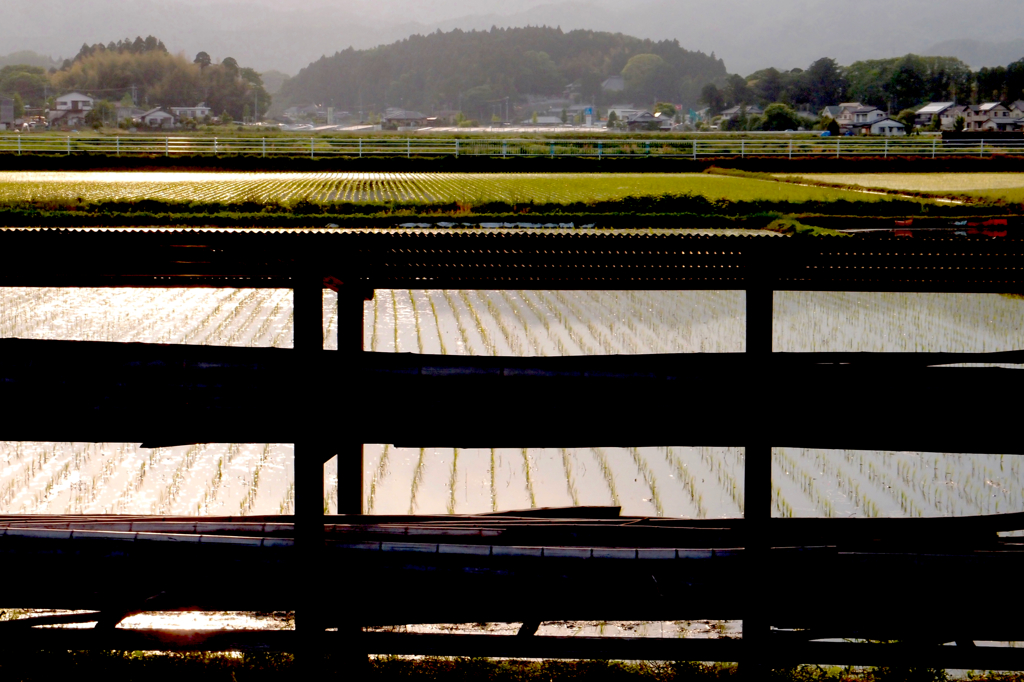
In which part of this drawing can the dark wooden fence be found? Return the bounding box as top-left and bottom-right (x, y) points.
(1, 225), (1022, 670)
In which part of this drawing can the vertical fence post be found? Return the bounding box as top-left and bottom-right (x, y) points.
(836, 138), (840, 158)
(164, 137), (168, 156)
(408, 138), (411, 158)
(502, 140), (507, 158)
(884, 138), (888, 158)
(116, 136), (120, 157)
(311, 137), (315, 159)
(18, 135), (21, 156)
(293, 269), (329, 671)
(336, 286), (370, 516)
(788, 139), (792, 160)
(455, 138), (459, 158)
(980, 139), (985, 158)
(932, 138), (937, 159)
(550, 141), (554, 158)
(743, 237), (773, 672)
(693, 139), (697, 160)
(645, 141), (650, 156)
(741, 139), (745, 159)
(263, 137), (266, 158)
(598, 141), (602, 159)
(67, 136), (71, 156)
(359, 138), (363, 158)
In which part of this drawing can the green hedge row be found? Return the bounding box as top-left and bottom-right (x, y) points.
(1, 192), (1007, 219)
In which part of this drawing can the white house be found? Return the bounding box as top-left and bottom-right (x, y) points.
(54, 92), (95, 112)
(869, 118), (906, 136)
(850, 106), (886, 126)
(169, 103), (212, 121)
(140, 107), (176, 128)
(49, 91), (96, 126)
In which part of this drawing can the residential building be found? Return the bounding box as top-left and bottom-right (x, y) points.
(383, 109), (428, 127)
(169, 103), (213, 121)
(115, 105), (147, 125)
(607, 106), (641, 122)
(718, 104), (764, 121)
(0, 98), (13, 127)
(850, 106), (887, 126)
(831, 102), (865, 127)
(964, 102), (1018, 132)
(869, 118), (906, 136)
(54, 92), (95, 113)
(626, 111), (658, 131)
(819, 105), (843, 120)
(939, 104), (971, 130)
(49, 91), (96, 127)
(140, 107), (176, 128)
(914, 102), (955, 127)
(601, 76), (625, 93)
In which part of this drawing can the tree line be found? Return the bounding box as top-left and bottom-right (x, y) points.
(278, 26), (728, 118)
(0, 36), (271, 123)
(701, 54), (1024, 115)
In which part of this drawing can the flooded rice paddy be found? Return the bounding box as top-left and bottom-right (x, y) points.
(0, 171), (890, 204)
(1, 287), (1021, 520)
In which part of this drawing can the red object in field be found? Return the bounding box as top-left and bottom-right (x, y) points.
(894, 229), (913, 237)
(894, 219), (913, 227)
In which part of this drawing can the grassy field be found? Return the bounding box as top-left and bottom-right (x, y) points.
(779, 173), (1024, 203)
(0, 171), (910, 206)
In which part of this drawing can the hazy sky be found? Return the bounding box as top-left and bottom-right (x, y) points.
(6, 0), (1024, 75)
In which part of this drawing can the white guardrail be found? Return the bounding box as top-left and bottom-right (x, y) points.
(0, 135), (1022, 159)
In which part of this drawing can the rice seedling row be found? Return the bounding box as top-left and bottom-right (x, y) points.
(0, 171), (907, 205)
(4, 286), (1024, 519)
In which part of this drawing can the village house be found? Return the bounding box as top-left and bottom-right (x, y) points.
(939, 104), (971, 130)
(115, 105), (147, 126)
(0, 98), (13, 129)
(964, 102), (1019, 132)
(48, 91), (95, 127)
(139, 107), (176, 128)
(718, 104), (764, 122)
(828, 102), (864, 127)
(600, 76), (625, 93)
(847, 106), (887, 132)
(625, 111), (659, 131)
(869, 117), (906, 136)
(383, 109), (428, 128)
(914, 102), (956, 128)
(169, 103), (213, 122)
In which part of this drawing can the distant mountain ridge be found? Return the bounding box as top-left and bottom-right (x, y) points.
(4, 0), (1024, 77)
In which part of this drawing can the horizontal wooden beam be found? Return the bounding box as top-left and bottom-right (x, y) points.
(0, 340), (1020, 451)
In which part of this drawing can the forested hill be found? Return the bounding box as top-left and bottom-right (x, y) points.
(277, 26), (728, 116)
